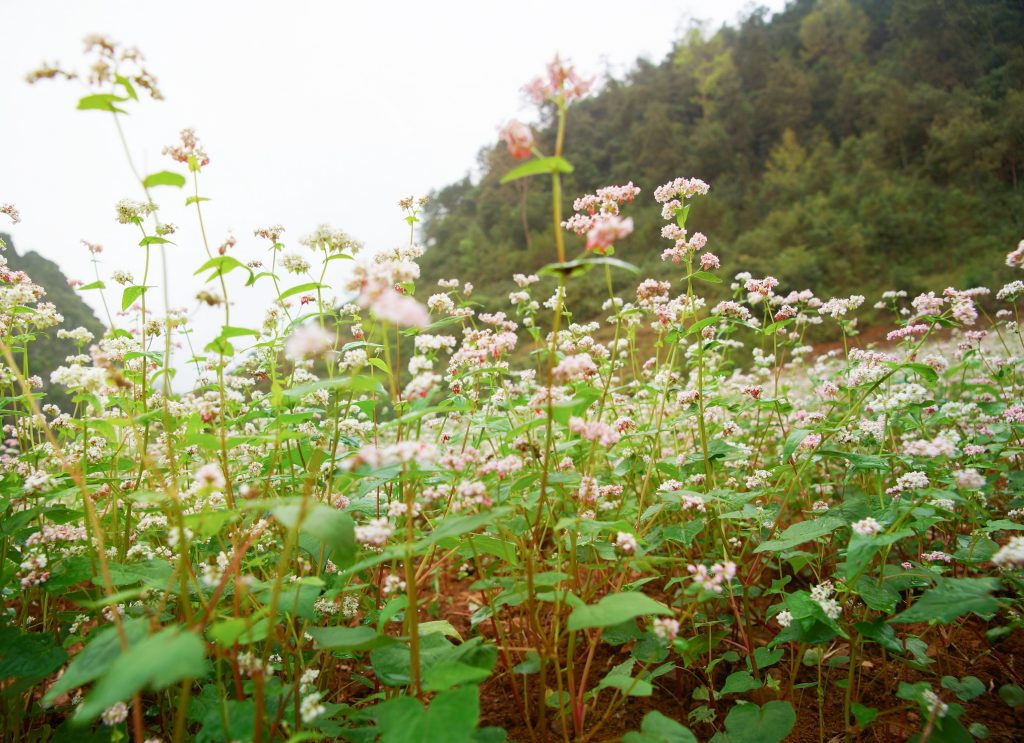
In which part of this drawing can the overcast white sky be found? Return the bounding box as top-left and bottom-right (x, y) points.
(0, 0), (785, 375)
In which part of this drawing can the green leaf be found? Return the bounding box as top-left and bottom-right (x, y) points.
(121, 285), (148, 311)
(891, 577), (1001, 624)
(372, 634), (494, 691)
(77, 93), (128, 113)
(284, 374), (386, 401)
(845, 530), (913, 580)
(981, 519), (1024, 534)
(280, 282), (328, 301)
(78, 280), (105, 291)
(851, 703), (877, 728)
(138, 235), (173, 247)
(675, 204), (690, 228)
(536, 255), (630, 278)
(690, 270), (722, 284)
(750, 646), (784, 671)
(710, 701), (795, 743)
(567, 592), (672, 631)
(999, 683), (1024, 707)
(0, 627), (66, 680)
(818, 449), (889, 475)
(196, 697), (255, 743)
(719, 670), (762, 695)
(142, 171), (186, 188)
(854, 578), (900, 613)
(375, 696), (424, 741)
(193, 256), (253, 281)
(185, 196), (211, 206)
(598, 672), (653, 697)
(685, 317), (719, 337)
(415, 508), (511, 552)
(44, 619), (150, 703)
(761, 318), (795, 336)
(513, 652), (541, 675)
(419, 620), (463, 641)
(218, 326), (261, 340)
(377, 685), (480, 743)
(941, 675), (986, 701)
(371, 633), (452, 687)
(968, 722), (990, 739)
(782, 428), (813, 461)
(208, 617), (269, 647)
(75, 627), (207, 723)
(103, 560), (173, 588)
(622, 711), (698, 743)
(114, 74), (138, 100)
(377, 597), (408, 634)
(581, 256), (640, 274)
(754, 517), (844, 554)
(422, 661), (493, 692)
(538, 258), (594, 279)
(897, 362), (939, 384)
(273, 503), (355, 566)
(206, 337), (234, 357)
(500, 156), (573, 184)
(306, 625), (378, 651)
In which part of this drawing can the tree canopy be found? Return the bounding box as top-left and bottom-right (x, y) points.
(419, 0), (1024, 320)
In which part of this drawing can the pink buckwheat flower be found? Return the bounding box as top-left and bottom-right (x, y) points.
(569, 416), (620, 447)
(586, 214), (633, 253)
(195, 462), (226, 491)
(1003, 405), (1024, 424)
(886, 324), (930, 342)
(355, 518), (393, 547)
(652, 617), (680, 643)
(365, 288), (429, 328)
(700, 253), (720, 270)
(553, 353), (598, 383)
(615, 531), (638, 554)
(162, 128), (209, 169)
(654, 177), (710, 204)
(1007, 239), (1024, 269)
(1, 203), (21, 224)
(687, 561), (736, 593)
(498, 120), (534, 160)
(524, 55), (592, 104)
(953, 468), (986, 490)
(285, 324), (335, 362)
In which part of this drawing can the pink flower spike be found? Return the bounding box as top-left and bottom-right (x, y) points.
(585, 215), (633, 253)
(498, 120), (534, 160)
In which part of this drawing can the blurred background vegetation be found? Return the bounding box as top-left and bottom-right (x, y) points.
(419, 0), (1024, 323)
(1, 233), (105, 411)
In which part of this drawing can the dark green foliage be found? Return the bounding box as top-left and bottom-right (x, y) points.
(420, 0), (1024, 320)
(1, 233), (106, 411)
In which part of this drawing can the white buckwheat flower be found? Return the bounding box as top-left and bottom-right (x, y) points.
(615, 531), (638, 554)
(852, 517), (882, 537)
(993, 536), (1024, 569)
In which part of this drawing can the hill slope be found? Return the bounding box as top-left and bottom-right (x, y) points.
(1, 233), (106, 410)
(419, 0), (1024, 319)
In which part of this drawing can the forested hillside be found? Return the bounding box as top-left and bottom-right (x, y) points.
(1, 233), (106, 410)
(420, 0), (1024, 321)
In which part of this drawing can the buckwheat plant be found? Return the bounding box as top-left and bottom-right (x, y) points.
(1, 40), (1022, 743)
